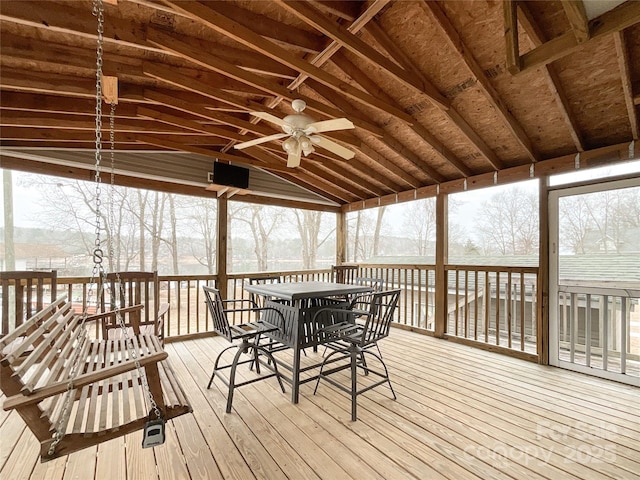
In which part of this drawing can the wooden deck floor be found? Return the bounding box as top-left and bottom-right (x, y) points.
(1, 329), (639, 480)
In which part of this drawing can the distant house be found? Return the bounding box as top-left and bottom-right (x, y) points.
(0, 242), (70, 271)
(582, 227), (640, 254)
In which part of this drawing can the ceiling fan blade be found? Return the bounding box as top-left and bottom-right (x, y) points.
(304, 118), (354, 134)
(310, 135), (355, 160)
(287, 141), (302, 167)
(250, 111), (289, 128)
(287, 150), (302, 168)
(234, 132), (288, 149)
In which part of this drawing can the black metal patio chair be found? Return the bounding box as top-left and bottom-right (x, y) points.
(203, 286), (286, 413)
(313, 289), (401, 421)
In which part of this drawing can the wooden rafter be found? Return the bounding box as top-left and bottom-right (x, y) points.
(331, 51), (470, 178)
(560, 0), (590, 43)
(613, 31), (639, 140)
(278, 0), (450, 110)
(503, 0), (520, 74)
(517, 2), (585, 151)
(365, 20), (503, 170)
(519, 0), (640, 73)
(423, 1), (538, 163)
(1, 0), (636, 207)
(160, 0), (415, 124)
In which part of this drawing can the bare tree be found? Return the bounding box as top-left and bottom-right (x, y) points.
(560, 195), (591, 254)
(230, 204), (283, 271)
(561, 187), (639, 254)
(402, 198), (437, 256)
(477, 188), (538, 255)
(293, 210), (334, 268)
(184, 197), (217, 274)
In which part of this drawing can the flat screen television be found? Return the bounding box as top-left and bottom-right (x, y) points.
(212, 162), (249, 189)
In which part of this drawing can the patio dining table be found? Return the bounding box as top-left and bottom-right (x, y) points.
(243, 281), (372, 403)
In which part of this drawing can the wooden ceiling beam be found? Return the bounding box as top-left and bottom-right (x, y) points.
(142, 89), (277, 138)
(143, 31), (376, 141)
(0, 2), (300, 80)
(613, 31), (639, 140)
(366, 20), (503, 170)
(0, 91), (137, 117)
(161, 0), (415, 125)
(518, 1), (640, 73)
(293, 166), (364, 202)
(517, 2), (585, 152)
(310, 0), (362, 22)
(423, 1), (538, 163)
(277, 0), (449, 111)
(274, 170), (356, 204)
(0, 127), (141, 144)
(0, 110), (191, 135)
(0, 1), (167, 53)
(561, 0), (590, 43)
(305, 79), (435, 184)
(285, 0), (389, 92)
(358, 144), (421, 190)
(148, 0), (326, 54)
(298, 162), (376, 200)
(331, 51), (471, 177)
(503, 0), (520, 74)
(136, 135), (277, 169)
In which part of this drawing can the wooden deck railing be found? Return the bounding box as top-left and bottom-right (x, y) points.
(558, 282), (640, 376)
(444, 265), (539, 355)
(5, 265), (540, 359)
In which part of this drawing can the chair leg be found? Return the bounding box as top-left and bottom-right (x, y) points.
(254, 344), (286, 393)
(350, 346), (358, 421)
(208, 344), (238, 389)
(313, 347), (348, 395)
(226, 344), (249, 413)
(362, 350), (396, 400)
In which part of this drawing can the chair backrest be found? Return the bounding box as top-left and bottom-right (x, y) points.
(356, 277), (384, 292)
(247, 275), (282, 308)
(99, 271), (159, 324)
(0, 270), (57, 336)
(202, 286), (233, 342)
(332, 264), (359, 284)
(352, 289), (400, 347)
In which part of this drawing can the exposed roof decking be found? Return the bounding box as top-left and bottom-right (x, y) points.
(1, 0), (639, 208)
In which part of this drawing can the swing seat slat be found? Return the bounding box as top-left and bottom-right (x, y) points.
(0, 295), (192, 462)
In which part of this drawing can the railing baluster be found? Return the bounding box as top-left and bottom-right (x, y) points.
(585, 293), (592, 367)
(520, 274), (525, 351)
(602, 294), (608, 371)
(621, 298), (627, 375)
(570, 292), (577, 363)
(474, 271), (479, 341)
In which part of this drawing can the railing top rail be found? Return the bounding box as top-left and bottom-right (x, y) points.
(446, 265), (539, 273)
(358, 263), (436, 269)
(559, 284), (640, 297)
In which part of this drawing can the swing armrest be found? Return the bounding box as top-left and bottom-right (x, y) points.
(87, 304), (145, 338)
(3, 349), (168, 411)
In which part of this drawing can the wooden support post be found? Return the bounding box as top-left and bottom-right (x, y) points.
(434, 192), (448, 338)
(538, 176), (550, 364)
(217, 197), (228, 299)
(336, 209), (346, 265)
(504, 0), (521, 74)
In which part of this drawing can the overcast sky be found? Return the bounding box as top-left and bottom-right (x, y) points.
(2, 160), (639, 229)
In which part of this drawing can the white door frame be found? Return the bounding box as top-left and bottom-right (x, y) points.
(548, 176), (640, 386)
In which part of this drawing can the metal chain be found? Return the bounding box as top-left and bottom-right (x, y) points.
(49, 0), (158, 456)
(108, 102), (161, 419)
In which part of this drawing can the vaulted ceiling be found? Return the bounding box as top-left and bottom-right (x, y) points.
(1, 0), (639, 210)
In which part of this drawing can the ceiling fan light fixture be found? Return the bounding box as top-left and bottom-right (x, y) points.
(282, 136), (298, 152)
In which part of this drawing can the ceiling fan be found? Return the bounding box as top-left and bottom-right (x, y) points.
(234, 99), (355, 168)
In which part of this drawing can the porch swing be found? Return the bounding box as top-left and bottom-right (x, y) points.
(0, 0), (192, 462)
